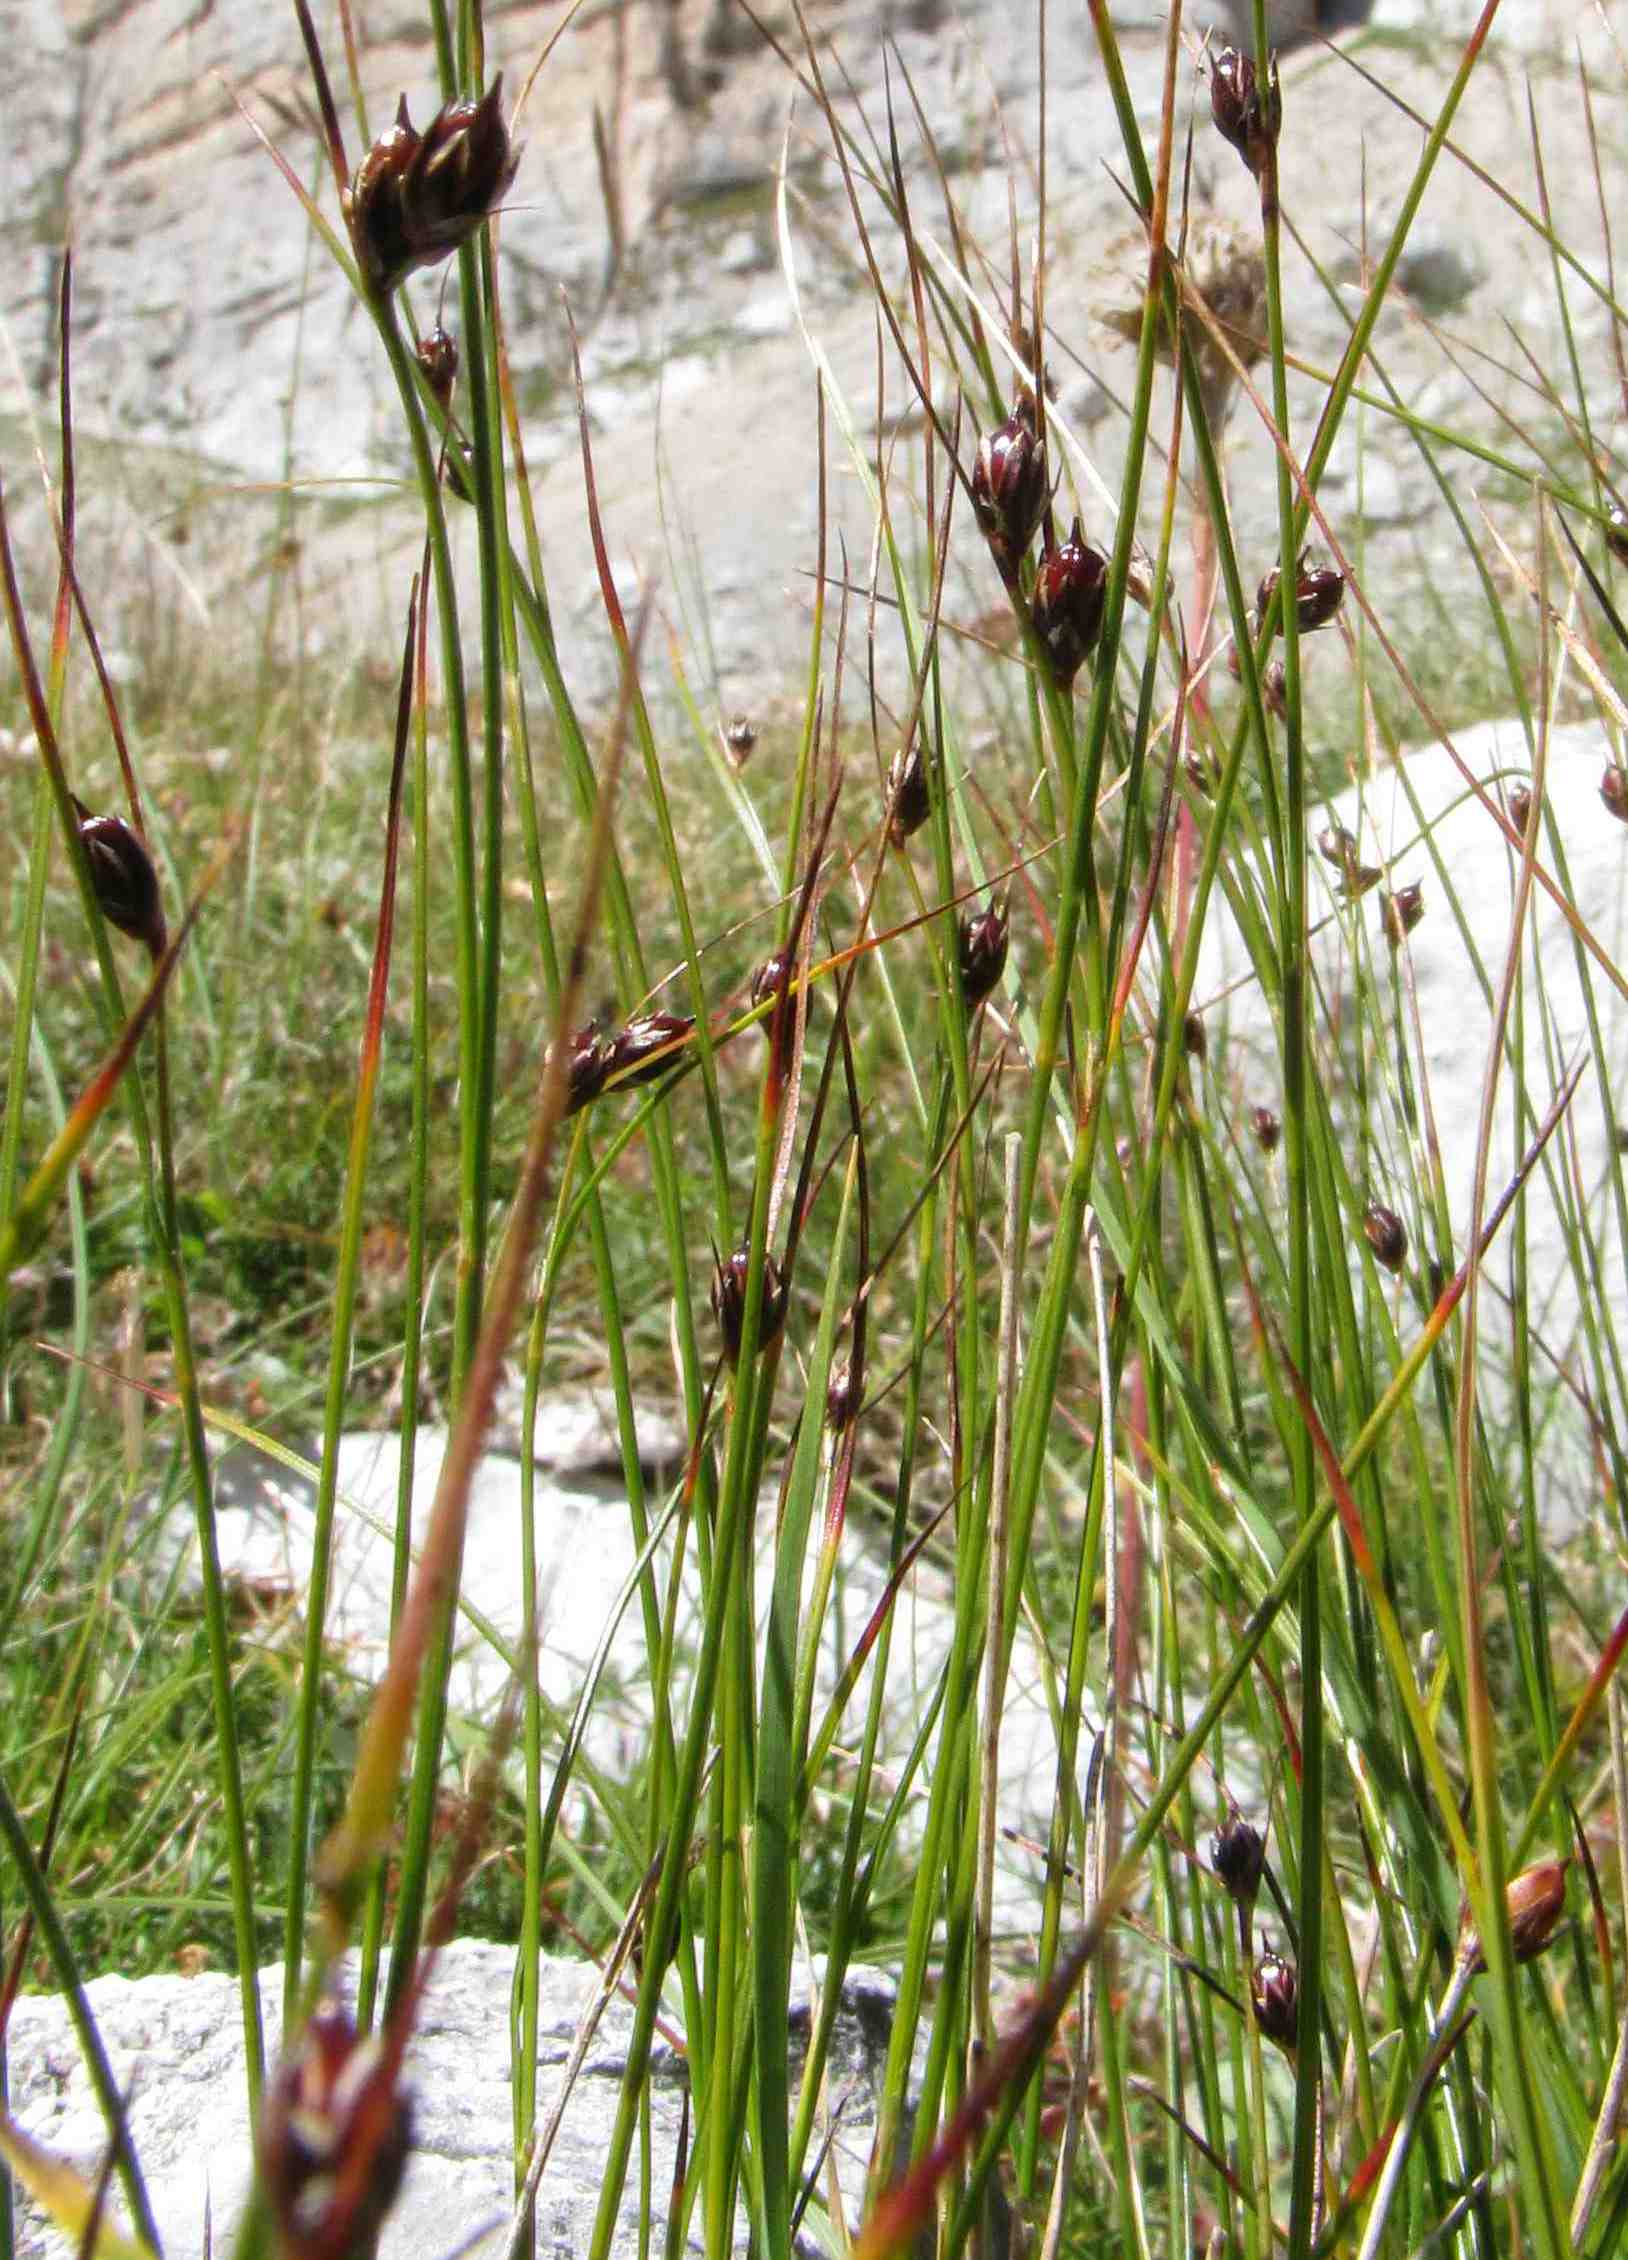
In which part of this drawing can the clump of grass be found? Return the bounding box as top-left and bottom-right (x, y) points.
(2, 3), (1628, 2260)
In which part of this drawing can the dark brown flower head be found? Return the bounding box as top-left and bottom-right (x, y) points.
(751, 952), (796, 1074)
(259, 1999), (412, 2260)
(725, 714), (757, 764)
(1182, 1011), (1207, 1063)
(1601, 766), (1628, 826)
(826, 1357), (860, 1432)
(1362, 1200), (1407, 1274)
(1257, 558), (1345, 636)
(751, 953), (789, 1015)
(1382, 882), (1424, 948)
(1211, 1812), (1265, 1910)
(958, 901), (1010, 1008)
(604, 1009), (695, 1089)
(1184, 747), (1215, 797)
(1505, 782), (1534, 834)
(415, 324), (458, 408)
(1458, 1860), (1568, 1976)
(557, 1024), (609, 1115)
(72, 797), (166, 955)
(1030, 519), (1109, 689)
(1251, 1951), (1298, 2049)
(711, 1244), (788, 1366)
(1261, 659), (1288, 718)
(1250, 1104), (1281, 1153)
(344, 79), (520, 297)
(970, 395), (1048, 587)
(1210, 47), (1282, 182)
(1606, 503), (1628, 568)
(886, 743), (932, 847)
(1316, 821), (1379, 897)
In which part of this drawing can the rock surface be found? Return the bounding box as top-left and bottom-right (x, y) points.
(5, 1941), (903, 2260)
(160, 1417), (1083, 1926)
(0, 0), (1620, 717)
(1195, 716), (1628, 1526)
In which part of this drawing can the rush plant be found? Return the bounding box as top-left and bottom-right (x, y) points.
(2, 3), (1627, 2260)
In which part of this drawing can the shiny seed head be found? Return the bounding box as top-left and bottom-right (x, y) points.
(1030, 519), (1109, 689)
(958, 901), (1010, 1008)
(1211, 1812), (1265, 1909)
(72, 798), (166, 955)
(1251, 1951), (1298, 2049)
(711, 1244), (788, 1366)
(1362, 1200), (1407, 1274)
(344, 79), (520, 297)
(970, 395), (1049, 586)
(1459, 1860), (1568, 1975)
(415, 324), (458, 407)
(886, 743), (932, 847)
(1210, 46), (1282, 181)
(1382, 882), (1424, 948)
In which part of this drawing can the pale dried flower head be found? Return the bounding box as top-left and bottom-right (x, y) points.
(1093, 216), (1267, 426)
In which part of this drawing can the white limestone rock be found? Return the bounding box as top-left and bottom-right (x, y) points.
(5, 1943), (904, 2260)
(1195, 716), (1628, 1527)
(163, 1429), (1080, 1928)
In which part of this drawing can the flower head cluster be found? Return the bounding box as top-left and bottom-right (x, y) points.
(345, 80), (520, 297)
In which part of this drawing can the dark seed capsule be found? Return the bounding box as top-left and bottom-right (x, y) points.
(1185, 747), (1215, 797)
(1605, 503), (1628, 568)
(958, 901), (1010, 1008)
(1182, 1011), (1207, 1063)
(1030, 518), (1109, 689)
(826, 1358), (860, 1432)
(1505, 782), (1534, 834)
(72, 797), (166, 954)
(751, 953), (796, 1072)
(1250, 1104), (1281, 1153)
(751, 953), (789, 1014)
(711, 1244), (788, 1366)
(1211, 1813), (1265, 1910)
(258, 1998), (412, 2260)
(1317, 822), (1358, 872)
(416, 324), (458, 407)
(1258, 559), (1345, 636)
(1601, 767), (1628, 826)
(725, 714), (757, 763)
(444, 443), (476, 505)
(886, 743), (932, 847)
(1382, 882), (1424, 948)
(559, 1024), (610, 1115)
(1338, 862), (1383, 902)
(970, 395), (1048, 587)
(1251, 1951), (1298, 2049)
(1362, 1200), (1407, 1274)
(1459, 1860), (1568, 1976)
(344, 78), (521, 298)
(1261, 659), (1288, 718)
(1210, 46), (1282, 182)
(604, 1009), (695, 1087)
